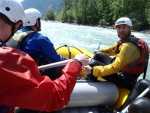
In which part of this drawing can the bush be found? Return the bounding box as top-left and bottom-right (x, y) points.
(44, 9), (55, 21)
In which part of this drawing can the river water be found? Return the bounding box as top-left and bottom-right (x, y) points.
(40, 20), (150, 80)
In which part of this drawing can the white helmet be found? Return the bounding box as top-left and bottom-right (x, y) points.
(24, 8), (42, 26)
(115, 17), (132, 28)
(0, 0), (25, 23)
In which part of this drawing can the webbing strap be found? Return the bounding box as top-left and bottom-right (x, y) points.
(143, 43), (149, 79)
(20, 32), (36, 49)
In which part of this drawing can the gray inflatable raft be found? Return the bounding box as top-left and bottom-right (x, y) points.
(67, 80), (119, 107)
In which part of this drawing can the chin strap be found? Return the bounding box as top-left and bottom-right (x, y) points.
(5, 22), (16, 43)
(34, 18), (41, 31)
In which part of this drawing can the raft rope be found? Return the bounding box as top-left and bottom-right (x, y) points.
(56, 45), (91, 59)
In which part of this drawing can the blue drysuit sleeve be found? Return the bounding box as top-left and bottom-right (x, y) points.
(22, 33), (67, 63)
(38, 36), (67, 62)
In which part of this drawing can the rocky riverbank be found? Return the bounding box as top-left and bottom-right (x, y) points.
(99, 25), (150, 34)
(140, 30), (150, 34)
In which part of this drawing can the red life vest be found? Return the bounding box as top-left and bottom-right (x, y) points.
(115, 37), (149, 75)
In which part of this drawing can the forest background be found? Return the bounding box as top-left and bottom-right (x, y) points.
(44, 0), (150, 32)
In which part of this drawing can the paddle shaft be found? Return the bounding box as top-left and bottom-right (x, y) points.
(89, 42), (101, 62)
(38, 60), (69, 70)
(121, 86), (150, 113)
(38, 41), (101, 70)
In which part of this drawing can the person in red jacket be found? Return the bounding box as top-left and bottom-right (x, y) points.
(0, 0), (89, 113)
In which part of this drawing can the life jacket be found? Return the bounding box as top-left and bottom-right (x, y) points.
(6, 31), (55, 79)
(6, 31), (50, 66)
(115, 37), (149, 76)
(6, 31), (34, 49)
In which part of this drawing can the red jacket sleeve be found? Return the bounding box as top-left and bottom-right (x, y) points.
(0, 47), (82, 112)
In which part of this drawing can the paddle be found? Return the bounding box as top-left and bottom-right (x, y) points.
(147, 47), (150, 56)
(38, 60), (69, 70)
(121, 86), (150, 113)
(89, 41), (101, 63)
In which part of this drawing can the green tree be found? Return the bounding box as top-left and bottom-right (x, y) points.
(99, 0), (114, 26)
(86, 0), (100, 25)
(56, 0), (150, 31)
(122, 0), (148, 30)
(60, 0), (73, 22)
(111, 0), (149, 30)
(72, 0), (88, 24)
(44, 9), (55, 21)
(146, 1), (150, 26)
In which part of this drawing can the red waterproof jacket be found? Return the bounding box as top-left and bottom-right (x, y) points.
(0, 46), (82, 112)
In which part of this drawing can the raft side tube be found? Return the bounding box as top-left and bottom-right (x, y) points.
(55, 46), (93, 59)
(67, 80), (119, 107)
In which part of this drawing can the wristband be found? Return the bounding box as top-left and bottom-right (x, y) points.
(91, 67), (93, 74)
(73, 59), (82, 66)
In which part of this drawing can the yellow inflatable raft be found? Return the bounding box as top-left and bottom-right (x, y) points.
(55, 45), (130, 110)
(55, 45), (93, 59)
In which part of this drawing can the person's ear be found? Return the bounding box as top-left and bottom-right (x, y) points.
(130, 26), (133, 31)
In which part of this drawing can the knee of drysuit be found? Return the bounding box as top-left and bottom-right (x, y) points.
(89, 60), (105, 67)
(94, 52), (112, 65)
(136, 79), (150, 95)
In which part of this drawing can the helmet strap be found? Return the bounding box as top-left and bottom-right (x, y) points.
(4, 22), (16, 43)
(5, 21), (23, 43)
(35, 18), (41, 31)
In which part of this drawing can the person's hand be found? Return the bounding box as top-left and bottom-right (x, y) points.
(74, 54), (89, 66)
(82, 65), (92, 74)
(94, 50), (99, 53)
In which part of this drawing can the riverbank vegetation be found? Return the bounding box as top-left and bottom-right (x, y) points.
(44, 0), (150, 32)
